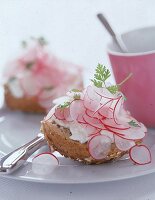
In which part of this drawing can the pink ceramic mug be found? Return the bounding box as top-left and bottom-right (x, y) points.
(107, 26), (155, 127)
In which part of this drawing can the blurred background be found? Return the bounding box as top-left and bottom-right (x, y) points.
(0, 0), (155, 84)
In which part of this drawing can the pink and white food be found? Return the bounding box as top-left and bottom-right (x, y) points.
(3, 37), (83, 112)
(44, 64), (151, 165)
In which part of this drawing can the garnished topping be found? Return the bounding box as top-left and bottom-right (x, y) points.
(21, 40), (27, 48)
(21, 37), (48, 48)
(30, 36), (48, 46)
(73, 94), (81, 100)
(8, 77), (16, 82)
(91, 64), (110, 88)
(44, 86), (53, 91)
(71, 89), (82, 92)
(4, 37), (83, 111)
(37, 36), (48, 46)
(91, 64), (132, 94)
(128, 120), (140, 127)
(58, 101), (70, 108)
(47, 63), (150, 165)
(25, 61), (35, 69)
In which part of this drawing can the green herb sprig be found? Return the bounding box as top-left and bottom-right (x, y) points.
(91, 64), (132, 94)
(128, 120), (140, 127)
(58, 101), (70, 109)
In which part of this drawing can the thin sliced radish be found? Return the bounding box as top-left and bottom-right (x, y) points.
(86, 109), (103, 119)
(45, 105), (57, 121)
(32, 152), (59, 175)
(53, 96), (70, 105)
(112, 96), (124, 123)
(80, 124), (100, 136)
(70, 100), (86, 120)
(83, 114), (105, 129)
(86, 85), (101, 102)
(102, 118), (130, 130)
(88, 135), (112, 160)
(84, 92), (100, 111)
(83, 85), (101, 111)
(100, 130), (114, 142)
(109, 126), (145, 140)
(114, 135), (135, 151)
(64, 107), (73, 122)
(97, 100), (114, 119)
(129, 145), (151, 165)
(54, 107), (65, 120)
(77, 115), (87, 124)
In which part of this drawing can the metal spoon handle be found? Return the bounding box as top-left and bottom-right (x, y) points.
(0, 133), (46, 174)
(97, 13), (128, 53)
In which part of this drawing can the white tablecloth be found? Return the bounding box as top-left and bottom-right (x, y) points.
(1, 173), (155, 200)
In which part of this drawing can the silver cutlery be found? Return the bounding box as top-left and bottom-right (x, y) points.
(97, 13), (128, 53)
(0, 133), (46, 174)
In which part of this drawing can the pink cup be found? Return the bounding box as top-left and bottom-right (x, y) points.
(107, 26), (155, 127)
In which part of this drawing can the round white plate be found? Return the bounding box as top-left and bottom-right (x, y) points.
(0, 107), (155, 184)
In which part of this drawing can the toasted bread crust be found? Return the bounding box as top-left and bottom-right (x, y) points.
(41, 120), (127, 164)
(4, 84), (46, 113)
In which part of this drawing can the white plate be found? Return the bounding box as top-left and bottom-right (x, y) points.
(0, 107), (155, 184)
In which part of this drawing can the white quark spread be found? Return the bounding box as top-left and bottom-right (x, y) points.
(52, 115), (89, 143)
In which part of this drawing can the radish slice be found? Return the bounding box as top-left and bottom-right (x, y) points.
(88, 135), (112, 160)
(109, 126), (145, 140)
(53, 96), (70, 105)
(83, 85), (101, 111)
(54, 107), (65, 120)
(102, 118), (130, 130)
(114, 135), (135, 151)
(70, 100), (86, 120)
(86, 109), (103, 119)
(83, 114), (105, 129)
(32, 153), (59, 175)
(64, 107), (73, 122)
(100, 130), (114, 142)
(84, 92), (100, 111)
(45, 105), (57, 120)
(86, 85), (101, 102)
(129, 145), (151, 165)
(80, 124), (100, 136)
(97, 101), (114, 119)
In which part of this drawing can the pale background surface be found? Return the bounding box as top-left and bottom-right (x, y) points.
(1, 0), (155, 199)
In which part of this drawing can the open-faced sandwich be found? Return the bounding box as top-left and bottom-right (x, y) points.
(41, 64), (151, 165)
(3, 37), (83, 113)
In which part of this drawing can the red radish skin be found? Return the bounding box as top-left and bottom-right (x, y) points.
(129, 145), (151, 165)
(83, 114), (106, 130)
(54, 107), (65, 120)
(63, 107), (73, 122)
(33, 152), (59, 165)
(70, 100), (86, 120)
